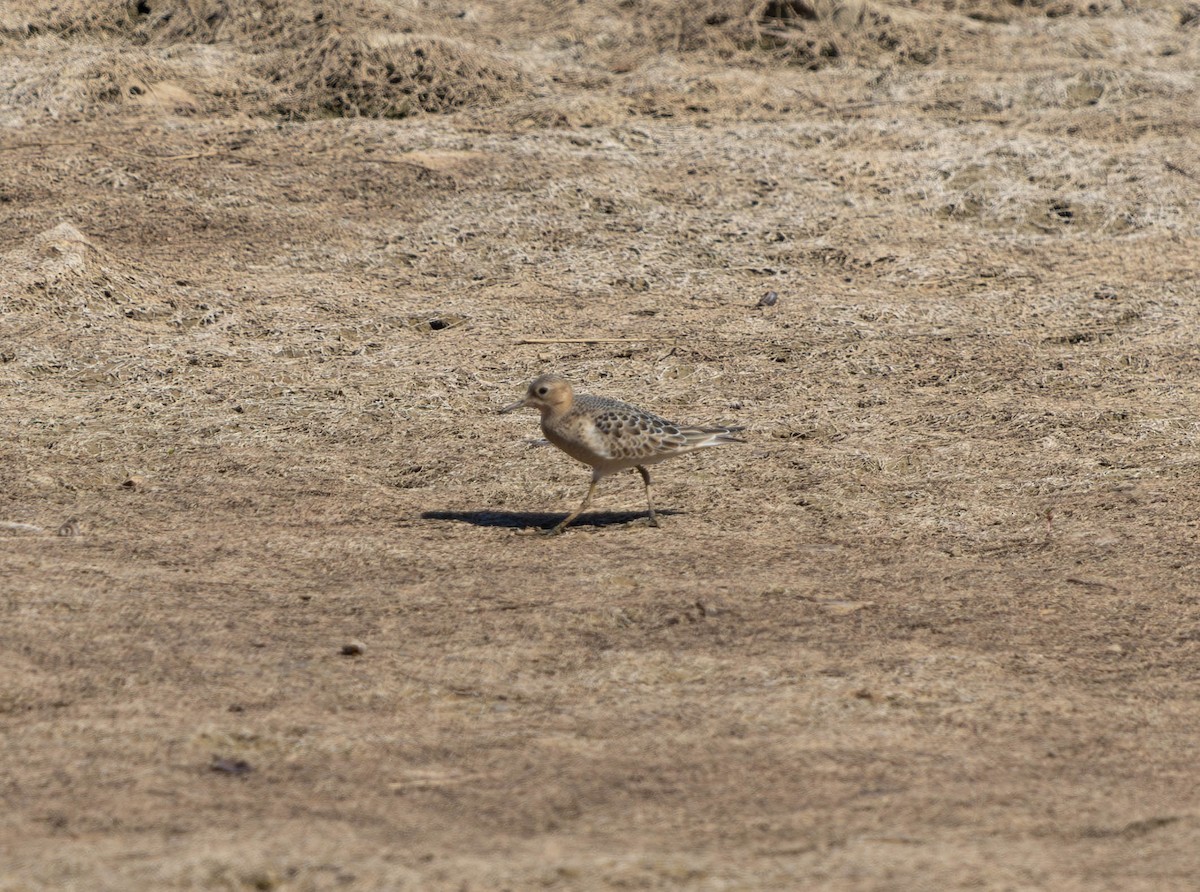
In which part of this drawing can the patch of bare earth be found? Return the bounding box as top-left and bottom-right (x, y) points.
(2, 0), (1200, 888)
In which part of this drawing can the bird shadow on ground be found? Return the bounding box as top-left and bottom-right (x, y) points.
(421, 509), (681, 530)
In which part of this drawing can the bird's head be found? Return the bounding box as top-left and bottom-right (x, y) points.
(499, 374), (574, 419)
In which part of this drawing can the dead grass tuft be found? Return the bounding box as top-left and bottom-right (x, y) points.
(907, 0), (1123, 22)
(910, 136), (1196, 235)
(609, 0), (947, 68)
(269, 30), (528, 120)
(1, 41), (276, 119)
(0, 0), (132, 39)
(0, 0), (410, 45)
(0, 0), (529, 120)
(0, 223), (172, 321)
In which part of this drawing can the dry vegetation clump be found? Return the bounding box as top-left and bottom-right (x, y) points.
(909, 136), (1194, 235)
(608, 0), (948, 68)
(0, 223), (172, 322)
(0, 0), (529, 120)
(126, 0), (419, 47)
(0, 0), (412, 46)
(269, 30), (528, 120)
(0, 41), (274, 118)
(0, 0), (132, 39)
(907, 0), (1121, 22)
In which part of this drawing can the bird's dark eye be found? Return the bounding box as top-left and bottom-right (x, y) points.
(537, 386), (548, 396)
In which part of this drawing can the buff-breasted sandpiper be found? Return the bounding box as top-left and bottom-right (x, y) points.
(499, 374), (744, 535)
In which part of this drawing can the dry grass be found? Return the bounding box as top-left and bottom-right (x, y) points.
(2, 0), (1200, 888)
(0, 0), (528, 120)
(273, 30), (528, 120)
(1, 222), (171, 318)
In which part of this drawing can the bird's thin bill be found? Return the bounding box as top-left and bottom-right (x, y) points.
(499, 399), (527, 414)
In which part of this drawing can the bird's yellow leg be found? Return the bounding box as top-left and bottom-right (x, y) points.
(636, 465), (658, 528)
(546, 480), (598, 536)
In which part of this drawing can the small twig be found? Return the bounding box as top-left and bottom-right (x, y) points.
(0, 140), (94, 153)
(516, 337), (656, 345)
(1165, 161), (1197, 181)
(1066, 577), (1118, 591)
(0, 521), (45, 534)
(0, 140), (230, 162)
(387, 772), (487, 791)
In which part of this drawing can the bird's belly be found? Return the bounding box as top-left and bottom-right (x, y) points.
(543, 424), (638, 475)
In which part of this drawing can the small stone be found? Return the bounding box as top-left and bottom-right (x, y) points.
(341, 641), (365, 656)
(210, 756), (252, 776)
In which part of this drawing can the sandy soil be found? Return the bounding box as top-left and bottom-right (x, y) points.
(2, 1), (1200, 888)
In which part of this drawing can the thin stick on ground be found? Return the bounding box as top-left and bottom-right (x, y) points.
(516, 338), (658, 345)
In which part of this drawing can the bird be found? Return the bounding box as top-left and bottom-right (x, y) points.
(499, 374), (744, 535)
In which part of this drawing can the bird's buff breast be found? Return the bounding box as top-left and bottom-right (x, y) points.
(543, 415), (636, 474)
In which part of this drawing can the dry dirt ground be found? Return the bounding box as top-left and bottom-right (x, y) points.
(2, 1), (1200, 889)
